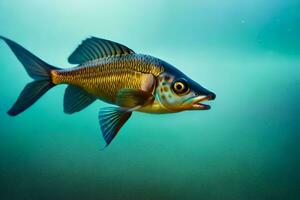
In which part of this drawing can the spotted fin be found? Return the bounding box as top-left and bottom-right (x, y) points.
(64, 85), (96, 114)
(98, 107), (133, 147)
(68, 37), (135, 64)
(116, 88), (154, 108)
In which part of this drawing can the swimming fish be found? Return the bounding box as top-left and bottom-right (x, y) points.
(0, 36), (216, 147)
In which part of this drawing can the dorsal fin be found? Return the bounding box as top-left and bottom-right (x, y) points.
(68, 37), (135, 64)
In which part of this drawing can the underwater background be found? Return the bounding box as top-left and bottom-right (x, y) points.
(0, 0), (299, 199)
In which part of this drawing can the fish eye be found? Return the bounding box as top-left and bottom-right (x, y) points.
(172, 79), (189, 95)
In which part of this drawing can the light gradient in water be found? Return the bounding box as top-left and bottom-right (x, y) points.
(0, 0), (299, 199)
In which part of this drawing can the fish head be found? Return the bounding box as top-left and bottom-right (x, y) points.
(155, 68), (215, 112)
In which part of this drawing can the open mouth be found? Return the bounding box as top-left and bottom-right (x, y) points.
(182, 93), (215, 110)
(191, 95), (214, 110)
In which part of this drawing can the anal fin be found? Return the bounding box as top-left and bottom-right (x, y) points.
(64, 85), (96, 114)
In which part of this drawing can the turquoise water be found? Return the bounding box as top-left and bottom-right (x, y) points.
(0, 0), (299, 199)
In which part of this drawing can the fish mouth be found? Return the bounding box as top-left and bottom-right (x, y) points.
(188, 94), (215, 110)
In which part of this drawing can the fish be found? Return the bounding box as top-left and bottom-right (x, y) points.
(0, 36), (216, 147)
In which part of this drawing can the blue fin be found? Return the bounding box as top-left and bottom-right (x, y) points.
(0, 36), (60, 116)
(8, 81), (54, 116)
(0, 36), (59, 80)
(99, 89), (153, 147)
(68, 37), (135, 64)
(64, 85), (96, 114)
(98, 107), (132, 147)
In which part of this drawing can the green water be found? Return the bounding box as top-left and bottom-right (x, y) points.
(0, 1), (299, 199)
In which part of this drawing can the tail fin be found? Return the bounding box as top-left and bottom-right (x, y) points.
(0, 36), (60, 116)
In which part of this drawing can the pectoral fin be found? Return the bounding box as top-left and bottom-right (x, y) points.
(116, 88), (154, 108)
(98, 107), (133, 147)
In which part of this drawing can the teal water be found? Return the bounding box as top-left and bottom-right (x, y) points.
(0, 1), (299, 199)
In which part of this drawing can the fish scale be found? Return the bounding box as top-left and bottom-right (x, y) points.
(52, 54), (164, 103)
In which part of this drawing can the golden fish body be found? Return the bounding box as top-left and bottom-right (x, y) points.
(51, 54), (163, 105)
(1, 36), (215, 147)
